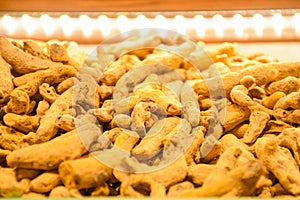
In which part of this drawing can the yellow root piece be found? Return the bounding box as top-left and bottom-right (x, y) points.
(248, 86), (266, 99)
(141, 50), (183, 70)
(91, 183), (110, 196)
(274, 92), (300, 110)
(94, 100), (113, 123)
(114, 156), (188, 188)
(0, 168), (27, 197)
(0, 55), (14, 103)
(200, 135), (222, 163)
(277, 128), (300, 167)
(7, 129), (88, 170)
(230, 85), (255, 106)
(15, 168), (41, 181)
(255, 137), (300, 195)
(0, 36), (50, 74)
(265, 76), (300, 95)
(0, 128), (25, 151)
(193, 61), (300, 97)
(148, 156), (188, 188)
(100, 55), (140, 86)
(262, 91), (286, 109)
(13, 64), (77, 89)
(30, 86), (74, 143)
(187, 164), (215, 186)
(3, 113), (39, 134)
(127, 80), (182, 116)
(223, 103), (251, 131)
(274, 109), (300, 125)
(132, 117), (181, 159)
(219, 134), (249, 152)
(49, 186), (71, 198)
(111, 114), (132, 129)
(55, 114), (76, 132)
(130, 101), (152, 136)
(59, 157), (113, 190)
(184, 126), (205, 165)
(114, 129), (139, 152)
(180, 82), (200, 126)
(0, 149), (11, 163)
(229, 123), (249, 138)
(36, 100), (50, 117)
(39, 83), (60, 104)
(240, 75), (256, 89)
(22, 192), (46, 198)
(243, 111), (270, 144)
(97, 84), (114, 101)
(30, 171), (61, 193)
(56, 77), (77, 94)
(120, 175), (166, 197)
(49, 43), (70, 63)
(167, 181), (194, 197)
(23, 40), (48, 60)
(264, 120), (292, 134)
(178, 147), (264, 197)
(103, 35), (161, 57)
(207, 42), (236, 62)
(5, 89), (30, 115)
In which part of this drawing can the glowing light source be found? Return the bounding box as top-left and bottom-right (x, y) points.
(154, 15), (170, 30)
(272, 13), (284, 37)
(212, 14), (225, 38)
(40, 14), (56, 36)
(193, 15), (207, 38)
(232, 14), (245, 38)
(2, 15), (17, 34)
(0, 12), (298, 42)
(21, 14), (38, 35)
(174, 15), (187, 35)
(59, 14), (75, 37)
(79, 15), (94, 37)
(293, 13), (300, 36)
(116, 15), (131, 33)
(252, 14), (265, 37)
(135, 14), (151, 29)
(97, 15), (112, 37)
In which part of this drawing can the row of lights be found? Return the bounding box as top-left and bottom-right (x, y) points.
(1, 13), (300, 41)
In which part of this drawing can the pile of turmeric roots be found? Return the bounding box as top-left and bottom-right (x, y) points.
(0, 34), (300, 198)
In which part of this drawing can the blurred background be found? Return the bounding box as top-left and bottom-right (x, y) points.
(0, 0), (300, 60)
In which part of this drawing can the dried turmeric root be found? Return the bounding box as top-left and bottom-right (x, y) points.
(0, 55), (14, 103)
(6, 129), (88, 170)
(255, 137), (300, 195)
(0, 36), (59, 74)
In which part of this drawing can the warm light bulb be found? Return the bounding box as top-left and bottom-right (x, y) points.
(193, 15), (207, 38)
(252, 14), (265, 37)
(135, 15), (151, 29)
(40, 14), (56, 36)
(97, 15), (112, 37)
(174, 15), (186, 35)
(232, 14), (245, 38)
(21, 14), (38, 35)
(2, 15), (17, 34)
(212, 14), (225, 38)
(116, 15), (131, 33)
(59, 14), (74, 37)
(154, 15), (170, 30)
(293, 13), (300, 36)
(79, 15), (94, 37)
(272, 13), (284, 37)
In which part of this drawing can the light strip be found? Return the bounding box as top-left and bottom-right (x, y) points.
(0, 11), (299, 43)
(293, 13), (300, 36)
